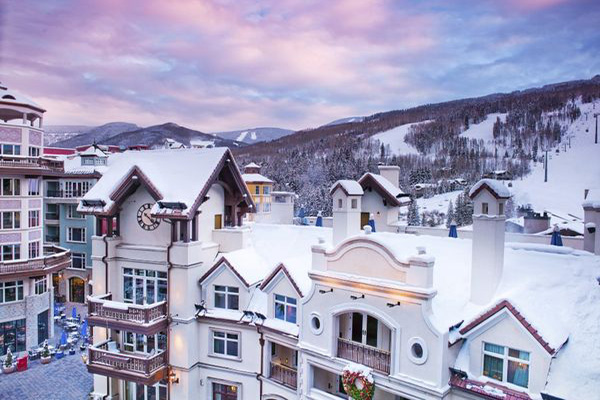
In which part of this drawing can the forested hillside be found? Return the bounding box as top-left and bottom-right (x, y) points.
(234, 76), (600, 216)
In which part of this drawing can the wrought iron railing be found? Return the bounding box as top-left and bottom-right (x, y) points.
(88, 340), (167, 376)
(88, 294), (168, 325)
(270, 362), (298, 389)
(337, 337), (391, 374)
(0, 245), (70, 276)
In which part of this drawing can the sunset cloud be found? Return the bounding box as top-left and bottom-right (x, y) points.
(0, 0), (598, 131)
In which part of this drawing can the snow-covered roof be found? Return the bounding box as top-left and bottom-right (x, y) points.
(244, 162), (261, 169)
(469, 179), (511, 199)
(242, 173), (273, 184)
(0, 82), (44, 110)
(358, 172), (410, 206)
(79, 146), (108, 157)
(79, 148), (248, 217)
(330, 179), (364, 196)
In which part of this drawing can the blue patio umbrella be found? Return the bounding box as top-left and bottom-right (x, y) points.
(80, 320), (88, 337)
(449, 221), (458, 238)
(550, 225), (563, 246)
(71, 306), (77, 319)
(316, 211), (323, 227)
(298, 207), (305, 219)
(368, 214), (376, 232)
(60, 330), (68, 346)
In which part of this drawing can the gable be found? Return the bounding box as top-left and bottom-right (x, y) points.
(260, 264), (303, 297)
(199, 258), (250, 288)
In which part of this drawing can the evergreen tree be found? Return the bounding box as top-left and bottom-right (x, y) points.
(445, 200), (454, 228)
(407, 200), (420, 226)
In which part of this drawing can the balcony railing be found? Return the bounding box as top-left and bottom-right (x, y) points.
(270, 362), (298, 389)
(0, 245), (71, 278)
(87, 294), (168, 335)
(87, 340), (167, 385)
(46, 189), (87, 198)
(45, 212), (60, 221)
(0, 155), (63, 172)
(45, 235), (59, 243)
(337, 337), (391, 374)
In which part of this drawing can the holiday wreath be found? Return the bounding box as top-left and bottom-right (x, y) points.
(342, 363), (375, 400)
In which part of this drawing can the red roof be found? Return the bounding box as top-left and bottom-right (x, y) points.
(459, 300), (556, 354)
(450, 374), (532, 400)
(44, 147), (76, 155)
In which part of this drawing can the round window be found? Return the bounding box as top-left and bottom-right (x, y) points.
(310, 313), (323, 335)
(407, 337), (428, 365)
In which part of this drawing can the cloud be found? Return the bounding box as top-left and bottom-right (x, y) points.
(0, 0), (598, 131)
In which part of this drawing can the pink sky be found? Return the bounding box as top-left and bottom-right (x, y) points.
(0, 0), (598, 131)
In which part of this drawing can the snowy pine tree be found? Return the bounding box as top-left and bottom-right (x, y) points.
(445, 200), (454, 228)
(407, 200), (420, 226)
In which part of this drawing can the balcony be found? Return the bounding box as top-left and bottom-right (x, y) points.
(270, 362), (298, 389)
(87, 340), (168, 385)
(337, 337), (391, 374)
(45, 212), (59, 221)
(0, 245), (71, 279)
(46, 189), (88, 199)
(0, 155), (63, 175)
(87, 294), (168, 335)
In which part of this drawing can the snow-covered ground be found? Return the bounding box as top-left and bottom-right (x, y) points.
(416, 190), (463, 215)
(372, 120), (432, 155)
(461, 113), (507, 143)
(511, 100), (600, 219)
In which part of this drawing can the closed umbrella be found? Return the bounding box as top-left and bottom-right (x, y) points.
(80, 320), (88, 337)
(449, 221), (458, 238)
(368, 213), (376, 232)
(550, 225), (563, 246)
(71, 306), (77, 319)
(60, 330), (68, 346)
(316, 211), (323, 227)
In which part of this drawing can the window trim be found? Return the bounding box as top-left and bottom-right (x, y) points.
(28, 210), (40, 227)
(0, 280), (24, 303)
(67, 227), (86, 243)
(1, 211), (21, 230)
(213, 285), (240, 310)
(1, 243), (21, 261)
(274, 293), (298, 323)
(34, 276), (47, 295)
(70, 252), (87, 269)
(482, 342), (530, 389)
(66, 204), (85, 219)
(210, 328), (241, 361)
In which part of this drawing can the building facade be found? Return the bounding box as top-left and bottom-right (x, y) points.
(242, 162), (273, 222)
(0, 83), (71, 356)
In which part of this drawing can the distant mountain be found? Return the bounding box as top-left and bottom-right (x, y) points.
(324, 116), (365, 126)
(212, 127), (294, 144)
(44, 125), (92, 146)
(99, 122), (243, 148)
(52, 122), (139, 147)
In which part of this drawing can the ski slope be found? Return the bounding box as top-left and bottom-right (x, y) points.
(372, 120), (432, 155)
(511, 100), (600, 219)
(461, 113), (507, 142)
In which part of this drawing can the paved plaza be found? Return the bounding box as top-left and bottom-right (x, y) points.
(0, 303), (93, 400)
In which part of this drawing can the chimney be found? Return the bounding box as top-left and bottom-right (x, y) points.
(468, 179), (510, 304)
(330, 180), (363, 245)
(378, 165), (400, 188)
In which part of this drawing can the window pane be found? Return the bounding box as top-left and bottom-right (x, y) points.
(275, 302), (285, 320)
(124, 276), (133, 300)
(275, 294), (285, 302)
(484, 343), (504, 355)
(287, 296), (297, 305)
(146, 279), (155, 304)
(287, 305), (297, 323)
(483, 354), (504, 381)
(213, 337), (224, 354)
(508, 360), (529, 388)
(215, 293), (226, 308)
(227, 294), (239, 310)
(157, 280), (167, 302)
(509, 348), (530, 361)
(226, 340), (238, 356)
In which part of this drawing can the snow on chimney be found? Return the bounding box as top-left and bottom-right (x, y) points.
(468, 179), (510, 304)
(378, 165), (400, 188)
(330, 180), (363, 245)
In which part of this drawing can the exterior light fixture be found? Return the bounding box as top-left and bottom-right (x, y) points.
(387, 301), (401, 308)
(350, 294), (364, 300)
(168, 369), (179, 384)
(319, 288), (333, 294)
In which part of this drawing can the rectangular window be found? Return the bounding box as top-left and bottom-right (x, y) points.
(1, 211), (20, 229)
(37, 310), (49, 344)
(263, 202), (271, 212)
(28, 210), (39, 227)
(34, 277), (47, 295)
(499, 203), (504, 215)
(66, 204), (85, 219)
(1, 178), (20, 196)
(67, 227), (86, 243)
(64, 181), (91, 198)
(212, 383), (238, 400)
(483, 342), (530, 388)
(212, 330), (239, 358)
(0, 318), (26, 356)
(123, 268), (167, 305)
(28, 241), (40, 259)
(338, 198), (343, 209)
(351, 199), (357, 209)
(263, 186), (270, 195)
(1, 244), (21, 261)
(0, 144), (21, 155)
(274, 294), (297, 323)
(71, 253), (86, 269)
(482, 202), (489, 214)
(255, 186), (260, 195)
(0, 281), (24, 303)
(28, 178), (40, 196)
(28, 147), (40, 157)
(214, 285), (239, 310)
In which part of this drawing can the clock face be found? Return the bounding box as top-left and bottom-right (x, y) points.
(137, 203), (160, 231)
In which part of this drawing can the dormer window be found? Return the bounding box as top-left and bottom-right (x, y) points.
(481, 202), (489, 214)
(214, 285), (239, 310)
(338, 199), (343, 209)
(274, 294), (297, 323)
(483, 342), (530, 388)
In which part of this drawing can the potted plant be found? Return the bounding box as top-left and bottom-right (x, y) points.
(40, 341), (51, 365)
(2, 348), (15, 374)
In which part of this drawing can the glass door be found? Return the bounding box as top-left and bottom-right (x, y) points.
(125, 380), (167, 400)
(123, 268), (167, 305)
(350, 312), (379, 347)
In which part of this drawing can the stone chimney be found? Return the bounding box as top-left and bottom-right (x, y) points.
(378, 165), (400, 188)
(330, 180), (364, 245)
(468, 179), (510, 304)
